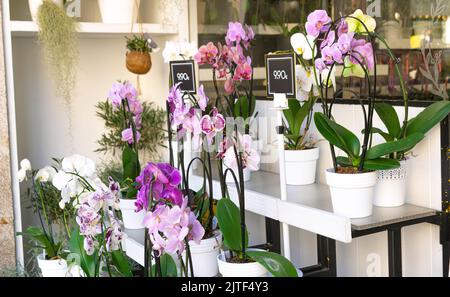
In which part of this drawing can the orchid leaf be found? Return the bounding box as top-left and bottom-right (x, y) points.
(366, 133), (424, 159)
(69, 229), (96, 277)
(314, 112), (360, 158)
(216, 198), (248, 253)
(336, 156), (352, 167)
(364, 127), (394, 142)
(246, 250), (298, 277)
(111, 250), (133, 277)
(151, 253), (178, 277)
(406, 101), (450, 136)
(374, 103), (401, 138)
(363, 158), (400, 170)
(122, 146), (140, 181)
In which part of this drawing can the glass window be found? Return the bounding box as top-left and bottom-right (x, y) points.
(196, 0), (450, 103)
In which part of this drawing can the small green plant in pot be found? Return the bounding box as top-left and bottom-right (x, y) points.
(125, 35), (152, 75)
(283, 94), (319, 185)
(367, 101), (450, 207)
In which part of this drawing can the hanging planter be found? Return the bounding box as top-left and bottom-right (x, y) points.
(125, 35), (152, 75)
(98, 0), (140, 24)
(325, 168), (377, 218)
(373, 159), (408, 207)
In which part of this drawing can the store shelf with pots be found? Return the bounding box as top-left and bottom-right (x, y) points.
(123, 169), (439, 266)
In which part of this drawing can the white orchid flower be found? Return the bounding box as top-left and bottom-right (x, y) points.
(162, 41), (197, 63)
(321, 66), (336, 91)
(61, 154), (96, 178)
(290, 33), (316, 60)
(18, 168), (27, 182)
(295, 65), (316, 101)
(20, 159), (32, 171)
(35, 166), (57, 183)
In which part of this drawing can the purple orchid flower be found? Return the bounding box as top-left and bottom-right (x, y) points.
(225, 22), (246, 45)
(305, 10), (331, 38)
(121, 127), (141, 144)
(197, 85), (209, 111)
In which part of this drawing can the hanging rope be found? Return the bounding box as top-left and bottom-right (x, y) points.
(130, 0), (144, 95)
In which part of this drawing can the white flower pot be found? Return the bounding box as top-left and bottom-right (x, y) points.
(223, 167), (251, 183)
(98, 0), (140, 24)
(325, 168), (377, 218)
(373, 160), (408, 207)
(217, 249), (268, 277)
(119, 198), (145, 229)
(28, 0), (63, 22)
(186, 231), (223, 277)
(285, 147), (319, 185)
(37, 253), (68, 277)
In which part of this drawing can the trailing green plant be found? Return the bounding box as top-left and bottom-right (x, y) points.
(95, 99), (166, 159)
(37, 0), (78, 106)
(366, 101), (450, 160)
(126, 35), (152, 53)
(283, 98), (315, 150)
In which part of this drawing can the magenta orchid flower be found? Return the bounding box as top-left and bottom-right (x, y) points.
(121, 127), (141, 144)
(194, 42), (218, 65)
(225, 22), (246, 45)
(200, 108), (225, 144)
(305, 10), (331, 38)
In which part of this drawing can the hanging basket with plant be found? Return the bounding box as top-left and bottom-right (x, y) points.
(125, 35), (152, 75)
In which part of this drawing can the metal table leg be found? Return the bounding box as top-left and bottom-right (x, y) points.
(387, 227), (402, 277)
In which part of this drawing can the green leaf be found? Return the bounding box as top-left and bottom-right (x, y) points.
(407, 101), (450, 136)
(122, 146), (140, 181)
(314, 113), (360, 158)
(111, 250), (133, 277)
(374, 103), (401, 138)
(336, 156), (352, 167)
(69, 229), (96, 277)
(364, 127), (395, 142)
(246, 250), (298, 277)
(363, 158), (400, 170)
(151, 253), (178, 277)
(22, 226), (57, 258)
(366, 133), (425, 159)
(216, 198), (248, 252)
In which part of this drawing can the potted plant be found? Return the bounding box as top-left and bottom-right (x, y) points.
(307, 9), (425, 218)
(126, 35), (152, 75)
(52, 154), (132, 277)
(195, 21), (258, 183)
(166, 82), (225, 277)
(135, 162), (205, 277)
(216, 133), (298, 277)
(17, 159), (80, 277)
(368, 101), (450, 207)
(282, 90), (319, 185)
(36, 0), (78, 109)
(98, 0), (140, 24)
(101, 81), (144, 229)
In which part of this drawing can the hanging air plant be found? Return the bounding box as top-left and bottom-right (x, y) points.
(36, 0), (78, 107)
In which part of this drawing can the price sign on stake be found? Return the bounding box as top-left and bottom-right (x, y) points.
(170, 60), (196, 94)
(265, 53), (296, 99)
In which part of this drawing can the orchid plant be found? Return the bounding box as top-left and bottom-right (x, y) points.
(135, 162), (204, 277)
(105, 81), (142, 198)
(291, 9), (424, 173)
(18, 159), (71, 264)
(52, 154), (132, 277)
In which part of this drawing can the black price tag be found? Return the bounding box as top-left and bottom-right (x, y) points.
(170, 60), (196, 94)
(265, 53), (296, 99)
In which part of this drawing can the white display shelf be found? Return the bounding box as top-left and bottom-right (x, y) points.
(124, 170), (437, 265)
(9, 21), (178, 37)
